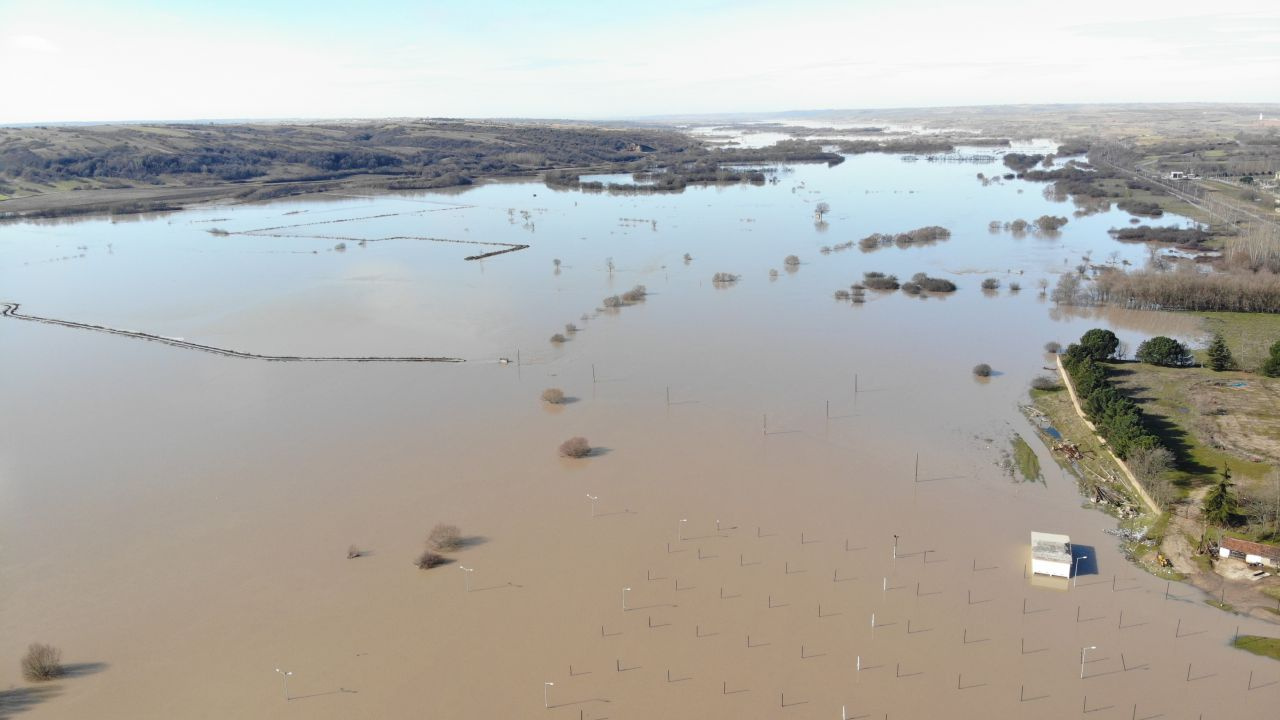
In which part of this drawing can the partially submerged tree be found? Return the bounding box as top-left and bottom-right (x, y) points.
(784, 255), (800, 267)
(415, 550), (448, 569)
(972, 363), (993, 377)
(21, 644), (61, 682)
(427, 523), (463, 552)
(559, 436), (591, 458)
(541, 387), (566, 404)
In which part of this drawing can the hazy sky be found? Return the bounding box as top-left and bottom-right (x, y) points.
(3, 0), (1278, 123)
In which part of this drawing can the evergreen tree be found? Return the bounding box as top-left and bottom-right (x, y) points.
(1263, 339), (1280, 378)
(1078, 328), (1120, 361)
(1202, 466), (1239, 526)
(1205, 332), (1234, 371)
(1135, 336), (1192, 367)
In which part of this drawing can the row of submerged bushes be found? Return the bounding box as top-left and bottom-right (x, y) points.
(857, 226), (951, 251)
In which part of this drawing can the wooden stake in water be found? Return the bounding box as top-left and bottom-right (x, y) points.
(592, 364), (597, 383)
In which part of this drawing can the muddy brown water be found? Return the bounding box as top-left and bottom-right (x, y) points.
(1, 146), (1273, 718)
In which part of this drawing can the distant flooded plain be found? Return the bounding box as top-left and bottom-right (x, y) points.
(2, 144), (1273, 719)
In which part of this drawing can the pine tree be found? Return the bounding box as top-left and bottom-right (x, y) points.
(1263, 339), (1280, 378)
(1202, 466), (1239, 527)
(1205, 332), (1234, 371)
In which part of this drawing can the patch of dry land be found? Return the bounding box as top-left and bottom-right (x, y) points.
(3, 146), (1278, 720)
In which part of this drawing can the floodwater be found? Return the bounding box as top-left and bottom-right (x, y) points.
(1, 144), (1272, 719)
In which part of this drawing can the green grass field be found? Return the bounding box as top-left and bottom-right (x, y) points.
(1194, 312), (1280, 372)
(1011, 433), (1042, 483)
(1108, 363), (1277, 485)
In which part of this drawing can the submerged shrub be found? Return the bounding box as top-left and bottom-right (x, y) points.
(427, 523), (463, 552)
(712, 272), (740, 283)
(559, 436), (591, 458)
(21, 644), (61, 682)
(347, 544), (362, 559)
(834, 289), (851, 300)
(784, 255), (800, 266)
(1044, 341), (1062, 354)
(1009, 281), (1021, 292)
(1035, 215), (1069, 232)
(981, 278), (1000, 290)
(565, 323), (578, 334)
(1030, 375), (1061, 391)
(909, 273), (957, 292)
(901, 282), (922, 295)
(973, 363), (993, 377)
(415, 550), (448, 569)
(862, 272), (900, 290)
(541, 387), (566, 404)
(621, 285), (647, 303)
(550, 333), (567, 344)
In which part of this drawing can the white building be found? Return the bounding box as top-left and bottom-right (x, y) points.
(1031, 532), (1073, 578)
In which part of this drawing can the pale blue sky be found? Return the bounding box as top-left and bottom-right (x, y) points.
(2, 0), (1277, 123)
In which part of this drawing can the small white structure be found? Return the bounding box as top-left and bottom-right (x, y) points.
(1168, 171), (1185, 180)
(1031, 532), (1072, 578)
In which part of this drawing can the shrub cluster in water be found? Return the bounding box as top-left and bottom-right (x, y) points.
(858, 226), (951, 252)
(1117, 199), (1163, 217)
(862, 272), (900, 290)
(712, 272), (740, 284)
(902, 273), (956, 293)
(1109, 225), (1209, 246)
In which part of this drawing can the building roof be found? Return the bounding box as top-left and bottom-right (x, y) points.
(1221, 536), (1280, 561)
(1031, 532), (1072, 564)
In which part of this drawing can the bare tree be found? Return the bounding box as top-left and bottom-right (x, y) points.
(21, 644), (61, 682)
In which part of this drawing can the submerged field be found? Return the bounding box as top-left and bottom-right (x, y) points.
(2, 144), (1277, 718)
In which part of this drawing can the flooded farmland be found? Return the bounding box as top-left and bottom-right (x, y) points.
(1, 144), (1273, 719)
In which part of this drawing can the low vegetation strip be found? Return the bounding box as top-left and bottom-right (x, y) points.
(1232, 635), (1280, 661)
(0, 303), (465, 363)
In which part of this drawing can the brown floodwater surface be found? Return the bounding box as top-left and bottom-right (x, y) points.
(1, 147), (1275, 719)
